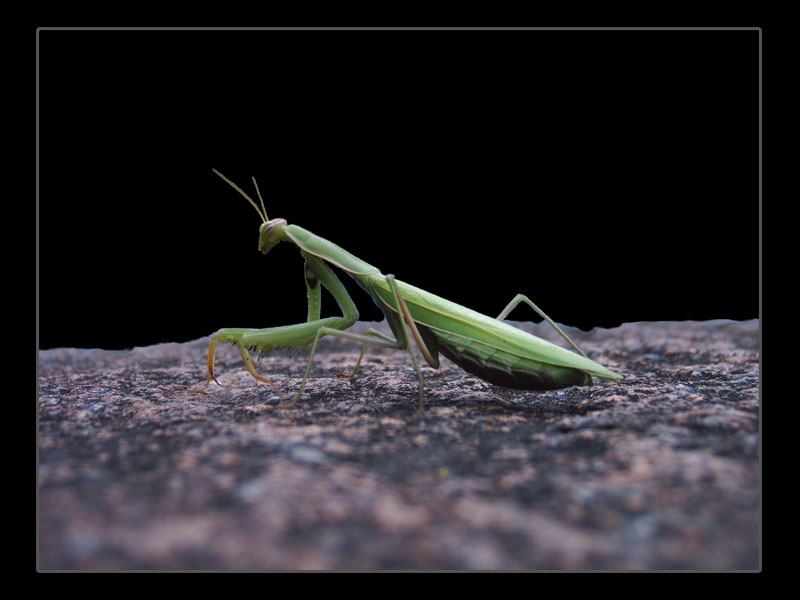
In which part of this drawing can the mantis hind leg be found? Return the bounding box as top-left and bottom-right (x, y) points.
(384, 274), (439, 423)
(496, 293), (589, 358)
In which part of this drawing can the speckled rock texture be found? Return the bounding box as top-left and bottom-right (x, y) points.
(38, 320), (759, 570)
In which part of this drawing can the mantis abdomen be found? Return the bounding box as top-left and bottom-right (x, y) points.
(433, 331), (593, 390)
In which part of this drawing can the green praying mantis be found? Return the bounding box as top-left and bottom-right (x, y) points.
(199, 170), (621, 422)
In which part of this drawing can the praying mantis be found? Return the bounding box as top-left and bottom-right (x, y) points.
(199, 170), (621, 422)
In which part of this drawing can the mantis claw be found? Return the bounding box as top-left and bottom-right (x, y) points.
(196, 363), (221, 392)
(192, 373), (219, 394)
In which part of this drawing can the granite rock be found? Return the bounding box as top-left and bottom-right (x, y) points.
(38, 320), (759, 570)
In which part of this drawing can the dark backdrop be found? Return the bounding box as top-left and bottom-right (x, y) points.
(38, 29), (759, 350)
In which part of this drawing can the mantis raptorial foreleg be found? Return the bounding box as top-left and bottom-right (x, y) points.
(235, 341), (286, 401)
(198, 251), (358, 393)
(496, 293), (589, 359)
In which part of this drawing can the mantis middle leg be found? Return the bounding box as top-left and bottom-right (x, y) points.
(290, 274), (438, 422)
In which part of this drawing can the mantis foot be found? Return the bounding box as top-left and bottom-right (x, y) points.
(192, 374), (219, 394)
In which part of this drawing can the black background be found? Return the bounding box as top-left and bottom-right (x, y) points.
(38, 29), (759, 350)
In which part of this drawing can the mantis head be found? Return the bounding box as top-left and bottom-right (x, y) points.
(212, 169), (288, 255)
(258, 218), (288, 254)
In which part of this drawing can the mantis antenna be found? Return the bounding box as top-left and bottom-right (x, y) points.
(251, 176), (268, 222)
(212, 168), (267, 222)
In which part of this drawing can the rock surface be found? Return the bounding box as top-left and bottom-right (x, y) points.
(38, 320), (759, 570)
